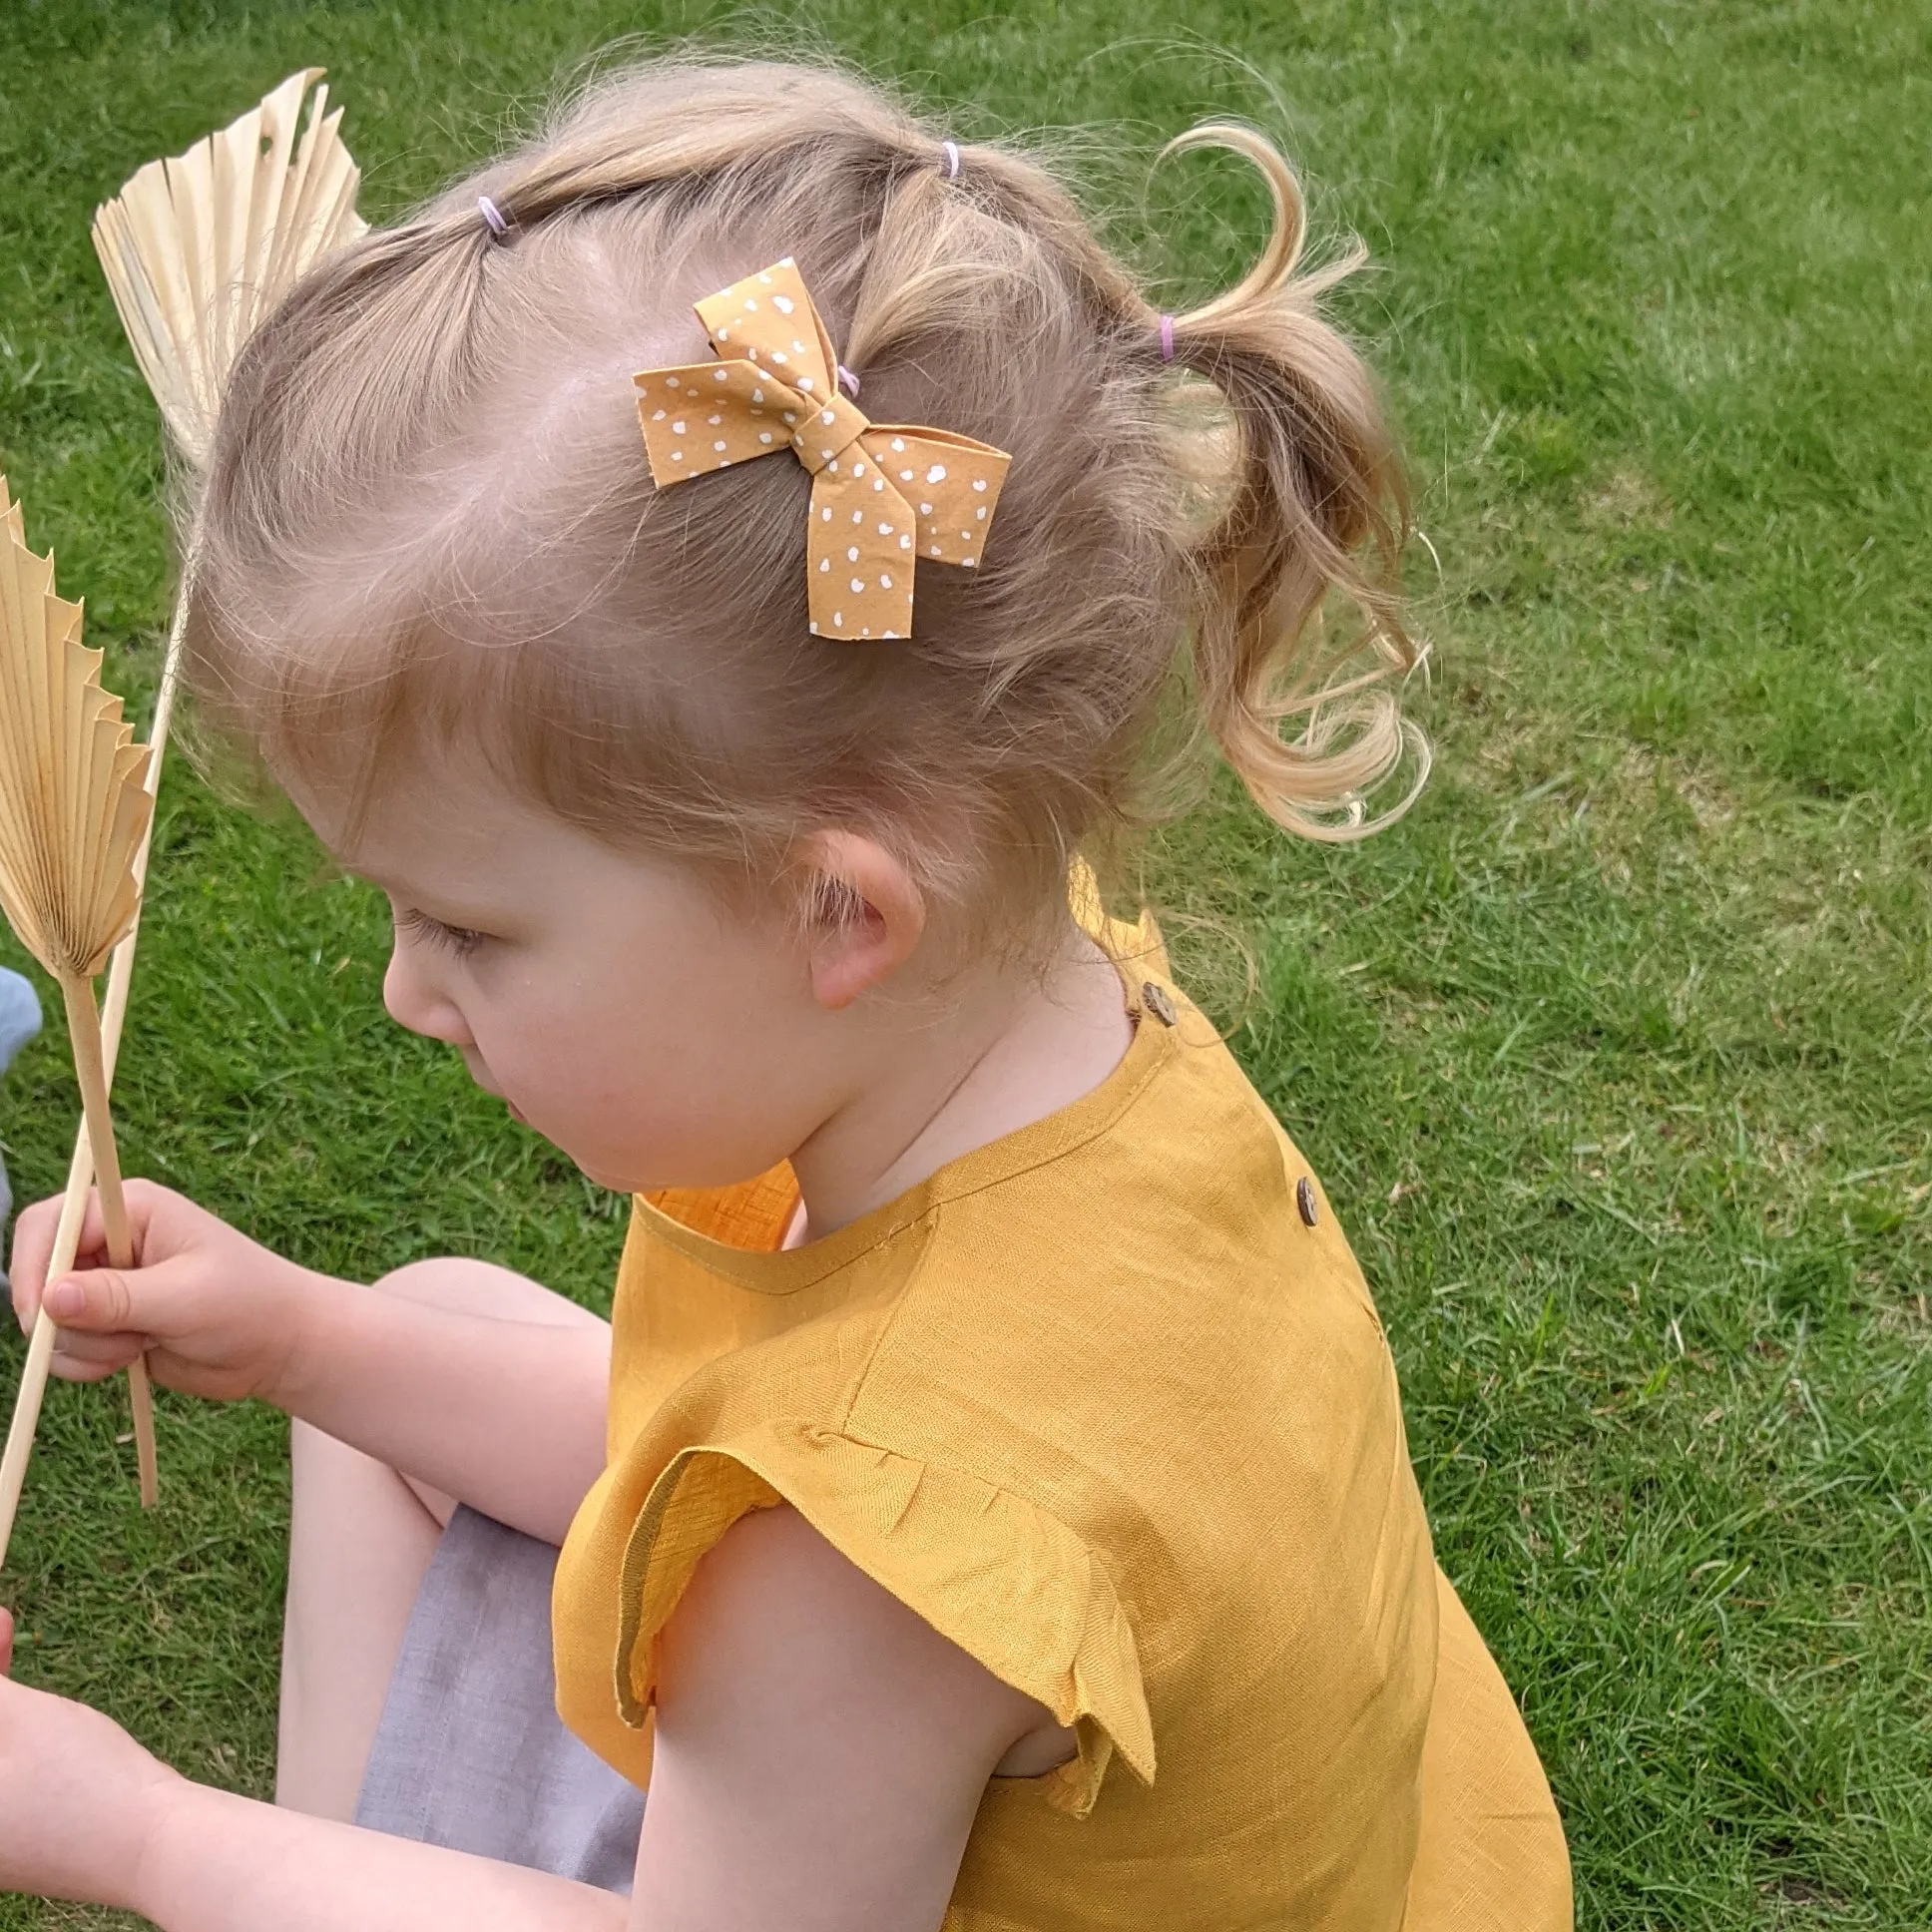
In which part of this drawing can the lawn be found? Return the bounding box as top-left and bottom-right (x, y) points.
(0, 0), (1927, 1925)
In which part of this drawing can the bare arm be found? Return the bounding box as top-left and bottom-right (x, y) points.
(631, 1504), (1064, 1929)
(138, 1792), (628, 1932)
(10, 1184), (609, 1544)
(0, 1510), (1063, 1930)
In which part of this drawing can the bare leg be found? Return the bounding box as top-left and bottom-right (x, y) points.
(275, 1420), (444, 1819)
(275, 1260), (610, 1821)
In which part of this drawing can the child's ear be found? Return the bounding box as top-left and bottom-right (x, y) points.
(792, 830), (926, 1011)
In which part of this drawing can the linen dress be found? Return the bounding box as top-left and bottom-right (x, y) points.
(549, 910), (1573, 1929)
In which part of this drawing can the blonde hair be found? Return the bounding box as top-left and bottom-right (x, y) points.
(186, 55), (1424, 950)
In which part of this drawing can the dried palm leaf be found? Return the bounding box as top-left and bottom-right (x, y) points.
(92, 68), (366, 469)
(0, 485), (158, 1562)
(0, 78), (367, 1565)
(0, 493), (153, 980)
(88, 65), (367, 829)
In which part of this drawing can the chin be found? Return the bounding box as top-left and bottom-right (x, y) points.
(582, 1167), (645, 1195)
(543, 1129), (751, 1200)
(504, 1104), (637, 1186)
(566, 1150), (654, 1195)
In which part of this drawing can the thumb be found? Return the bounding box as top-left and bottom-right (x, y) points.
(45, 1264), (161, 1336)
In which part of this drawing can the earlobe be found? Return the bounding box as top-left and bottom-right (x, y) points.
(797, 831), (927, 1012)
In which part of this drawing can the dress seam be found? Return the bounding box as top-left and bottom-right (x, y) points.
(831, 1202), (945, 1434)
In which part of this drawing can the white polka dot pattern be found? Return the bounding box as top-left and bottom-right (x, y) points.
(633, 257), (1010, 640)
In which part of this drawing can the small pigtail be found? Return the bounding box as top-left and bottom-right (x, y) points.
(1158, 124), (1427, 841)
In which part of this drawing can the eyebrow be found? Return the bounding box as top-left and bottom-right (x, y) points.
(335, 835), (530, 923)
(349, 867), (484, 918)
(339, 862), (411, 898)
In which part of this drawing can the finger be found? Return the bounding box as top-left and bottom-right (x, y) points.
(50, 1328), (150, 1372)
(44, 1264), (146, 1335)
(9, 1195), (66, 1330)
(48, 1184), (173, 1286)
(0, 1607), (13, 1677)
(42, 1254), (204, 1347)
(48, 1350), (134, 1385)
(11, 1190), (115, 1333)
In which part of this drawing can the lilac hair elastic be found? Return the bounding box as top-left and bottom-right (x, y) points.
(942, 139), (962, 179)
(478, 195), (510, 240)
(1159, 314), (1176, 362)
(837, 364), (862, 398)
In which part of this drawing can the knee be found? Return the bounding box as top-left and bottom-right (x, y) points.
(287, 1418), (455, 1531)
(371, 1256), (607, 1331)
(371, 1255), (504, 1304)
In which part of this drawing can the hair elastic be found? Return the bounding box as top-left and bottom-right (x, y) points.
(1159, 314), (1176, 362)
(836, 364), (862, 398)
(478, 195), (510, 240)
(942, 139), (962, 179)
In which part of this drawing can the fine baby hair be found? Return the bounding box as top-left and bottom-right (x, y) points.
(0, 57), (1579, 1929)
(185, 54), (1423, 944)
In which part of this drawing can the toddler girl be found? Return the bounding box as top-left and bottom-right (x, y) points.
(0, 56), (1569, 1930)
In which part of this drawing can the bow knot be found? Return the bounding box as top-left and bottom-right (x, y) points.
(785, 388), (871, 475)
(634, 257), (1010, 642)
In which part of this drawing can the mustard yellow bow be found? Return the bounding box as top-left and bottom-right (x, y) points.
(634, 257), (1011, 641)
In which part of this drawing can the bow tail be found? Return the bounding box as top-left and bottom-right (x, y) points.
(635, 359), (805, 486)
(863, 428), (1010, 568)
(806, 468), (919, 640)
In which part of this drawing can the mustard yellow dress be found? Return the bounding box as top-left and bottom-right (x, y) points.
(552, 909), (1572, 1929)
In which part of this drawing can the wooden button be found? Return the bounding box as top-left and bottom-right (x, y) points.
(1142, 982), (1178, 1027)
(1296, 1177), (1319, 1226)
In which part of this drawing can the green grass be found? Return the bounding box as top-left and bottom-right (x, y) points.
(0, 1), (1927, 1925)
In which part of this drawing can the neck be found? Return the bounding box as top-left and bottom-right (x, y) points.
(786, 919), (1134, 1238)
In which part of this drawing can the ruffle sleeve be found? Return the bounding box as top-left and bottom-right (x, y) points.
(612, 1419), (1156, 1818)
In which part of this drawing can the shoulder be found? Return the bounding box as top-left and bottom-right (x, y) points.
(867, 992), (1381, 1405)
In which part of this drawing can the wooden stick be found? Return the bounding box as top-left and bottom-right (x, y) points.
(0, 1111), (100, 1568)
(57, 975), (156, 1506)
(0, 598), (184, 1566)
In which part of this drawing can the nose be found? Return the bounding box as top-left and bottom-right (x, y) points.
(383, 945), (475, 1048)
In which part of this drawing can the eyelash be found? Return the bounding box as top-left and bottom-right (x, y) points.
(397, 906), (487, 959)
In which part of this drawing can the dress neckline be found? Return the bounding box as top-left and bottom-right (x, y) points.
(633, 964), (1181, 1297)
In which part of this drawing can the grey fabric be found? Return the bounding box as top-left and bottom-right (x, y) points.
(0, 968), (41, 1070)
(0, 967), (40, 1273)
(354, 1504), (646, 1893)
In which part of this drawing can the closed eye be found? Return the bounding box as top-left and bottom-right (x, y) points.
(396, 905), (488, 959)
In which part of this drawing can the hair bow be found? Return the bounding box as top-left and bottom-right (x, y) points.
(634, 257), (1010, 641)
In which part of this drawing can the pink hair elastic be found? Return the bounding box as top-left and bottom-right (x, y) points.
(942, 140), (962, 179)
(1159, 314), (1176, 361)
(478, 196), (510, 240)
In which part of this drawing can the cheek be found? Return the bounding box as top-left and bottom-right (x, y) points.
(487, 959), (818, 1190)
(466, 981), (662, 1124)
(513, 996), (743, 1124)
(464, 985), (597, 1090)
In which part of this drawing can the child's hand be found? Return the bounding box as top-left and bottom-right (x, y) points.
(0, 1606), (183, 1910)
(9, 1182), (323, 1406)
